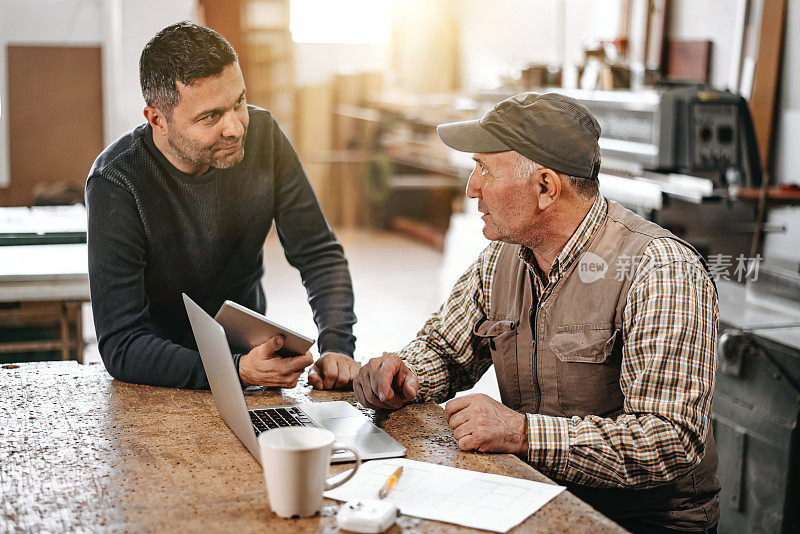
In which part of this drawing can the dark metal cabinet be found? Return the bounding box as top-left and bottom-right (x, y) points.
(714, 280), (800, 533)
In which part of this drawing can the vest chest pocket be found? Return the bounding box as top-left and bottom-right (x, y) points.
(549, 323), (624, 418)
(473, 319), (520, 409)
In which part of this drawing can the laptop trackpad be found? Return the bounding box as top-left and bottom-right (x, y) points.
(301, 402), (405, 461)
(319, 415), (376, 436)
(332, 432), (402, 460)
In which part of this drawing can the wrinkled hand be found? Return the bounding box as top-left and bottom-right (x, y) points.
(353, 353), (419, 410)
(445, 394), (528, 455)
(238, 335), (313, 388)
(308, 352), (361, 390)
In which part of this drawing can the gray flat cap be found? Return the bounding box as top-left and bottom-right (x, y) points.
(437, 92), (602, 179)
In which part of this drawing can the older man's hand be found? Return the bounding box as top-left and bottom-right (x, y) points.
(353, 353), (419, 410)
(307, 352), (361, 390)
(445, 394), (529, 455)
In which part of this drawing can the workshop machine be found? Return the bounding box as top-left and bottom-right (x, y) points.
(715, 263), (800, 533)
(566, 85), (764, 260)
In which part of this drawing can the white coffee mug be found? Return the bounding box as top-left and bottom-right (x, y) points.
(258, 427), (361, 518)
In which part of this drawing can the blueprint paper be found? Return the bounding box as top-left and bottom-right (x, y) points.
(324, 458), (565, 532)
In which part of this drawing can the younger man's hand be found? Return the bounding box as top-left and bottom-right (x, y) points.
(238, 335), (313, 387)
(308, 352), (361, 390)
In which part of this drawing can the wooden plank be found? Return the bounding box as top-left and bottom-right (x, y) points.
(391, 0), (460, 93)
(198, 0), (247, 79)
(728, 0), (751, 92)
(71, 302), (84, 364)
(59, 302), (69, 361)
(331, 73), (384, 229)
(749, 0), (787, 173)
(666, 40), (712, 83)
(627, 0), (650, 67)
(295, 84), (335, 221)
(0, 299), (84, 360)
(0, 361), (626, 533)
(645, 0), (669, 71)
(3, 46), (104, 207)
(0, 313), (63, 325)
(0, 304), (64, 317)
(736, 185), (800, 202)
(333, 74), (364, 228)
(391, 217), (447, 251)
(618, 0), (632, 42)
(0, 340), (69, 353)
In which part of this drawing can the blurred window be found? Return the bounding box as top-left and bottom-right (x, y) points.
(290, 0), (391, 44)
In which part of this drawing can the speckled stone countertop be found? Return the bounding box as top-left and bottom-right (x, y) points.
(1, 361), (625, 533)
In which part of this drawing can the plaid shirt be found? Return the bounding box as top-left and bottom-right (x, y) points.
(398, 195), (718, 488)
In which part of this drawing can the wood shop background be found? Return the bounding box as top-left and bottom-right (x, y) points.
(0, 1), (798, 532)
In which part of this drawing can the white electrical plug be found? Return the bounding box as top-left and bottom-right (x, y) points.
(336, 499), (400, 533)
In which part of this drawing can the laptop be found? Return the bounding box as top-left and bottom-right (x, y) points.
(182, 293), (406, 464)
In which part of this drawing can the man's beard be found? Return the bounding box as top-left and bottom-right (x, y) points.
(167, 126), (247, 171)
(478, 201), (544, 249)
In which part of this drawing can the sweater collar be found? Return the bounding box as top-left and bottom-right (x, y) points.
(142, 124), (219, 184)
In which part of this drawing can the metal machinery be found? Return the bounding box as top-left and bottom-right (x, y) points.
(575, 86), (762, 188)
(715, 264), (800, 533)
(570, 86), (764, 260)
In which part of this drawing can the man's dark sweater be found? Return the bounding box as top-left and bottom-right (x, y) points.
(86, 106), (356, 389)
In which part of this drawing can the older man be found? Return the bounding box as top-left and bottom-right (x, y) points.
(352, 93), (720, 533)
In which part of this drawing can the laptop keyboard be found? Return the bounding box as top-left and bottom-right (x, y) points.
(249, 406), (313, 434)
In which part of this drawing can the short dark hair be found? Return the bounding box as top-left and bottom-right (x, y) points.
(139, 21), (238, 116)
(514, 153), (600, 200)
(567, 146), (601, 199)
(566, 174), (600, 199)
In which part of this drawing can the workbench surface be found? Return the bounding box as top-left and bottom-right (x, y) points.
(1, 361), (624, 533)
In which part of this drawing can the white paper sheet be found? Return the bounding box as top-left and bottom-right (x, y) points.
(324, 458), (565, 532)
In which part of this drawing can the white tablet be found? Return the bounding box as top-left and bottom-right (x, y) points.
(214, 300), (315, 357)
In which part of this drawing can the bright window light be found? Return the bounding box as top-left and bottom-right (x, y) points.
(290, 0), (392, 44)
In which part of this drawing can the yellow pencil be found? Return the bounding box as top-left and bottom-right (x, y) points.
(378, 466), (403, 499)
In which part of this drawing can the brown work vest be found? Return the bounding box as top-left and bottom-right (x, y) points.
(474, 200), (720, 531)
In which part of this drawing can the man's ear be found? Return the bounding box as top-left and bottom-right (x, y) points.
(143, 105), (168, 136)
(535, 167), (562, 210)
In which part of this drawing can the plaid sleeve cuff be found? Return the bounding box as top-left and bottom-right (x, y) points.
(399, 359), (430, 402)
(527, 414), (571, 479)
